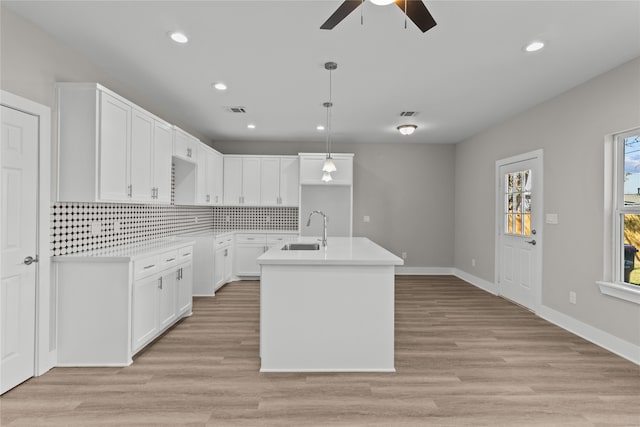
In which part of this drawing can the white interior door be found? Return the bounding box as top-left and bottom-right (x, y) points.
(496, 152), (543, 311)
(1, 105), (38, 394)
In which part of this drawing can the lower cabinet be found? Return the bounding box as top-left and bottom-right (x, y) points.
(55, 241), (193, 366)
(214, 241), (233, 290)
(235, 233), (297, 277)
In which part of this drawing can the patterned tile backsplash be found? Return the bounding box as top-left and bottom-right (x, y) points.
(51, 203), (298, 256)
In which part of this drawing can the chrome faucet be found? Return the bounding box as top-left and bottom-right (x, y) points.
(306, 210), (328, 247)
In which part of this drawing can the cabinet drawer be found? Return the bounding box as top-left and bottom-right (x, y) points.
(158, 250), (178, 269)
(178, 246), (193, 260)
(214, 234), (233, 248)
(235, 234), (266, 245)
(267, 234), (298, 246)
(135, 255), (159, 279)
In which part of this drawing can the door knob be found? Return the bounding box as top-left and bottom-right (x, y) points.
(23, 255), (39, 265)
(525, 239), (536, 246)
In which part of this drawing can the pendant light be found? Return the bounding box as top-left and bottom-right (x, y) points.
(322, 62), (337, 178)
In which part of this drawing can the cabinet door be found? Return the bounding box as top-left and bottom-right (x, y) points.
(235, 244), (265, 276)
(260, 158), (280, 206)
(98, 92), (131, 201)
(205, 149), (216, 204)
(214, 247), (226, 290)
(130, 109), (154, 202)
(212, 151), (224, 205)
(280, 157), (299, 206)
(158, 271), (177, 330)
(132, 275), (159, 352)
(242, 157), (261, 205)
(223, 157), (243, 204)
(176, 263), (192, 315)
(153, 120), (173, 203)
(173, 129), (197, 162)
(196, 145), (208, 204)
(224, 247), (233, 282)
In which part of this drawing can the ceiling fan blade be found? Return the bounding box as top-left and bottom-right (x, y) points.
(395, 0), (437, 33)
(320, 0), (363, 30)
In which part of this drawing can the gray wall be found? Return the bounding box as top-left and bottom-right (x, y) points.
(212, 141), (456, 268)
(454, 57), (640, 344)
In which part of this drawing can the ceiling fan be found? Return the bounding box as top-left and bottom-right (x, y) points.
(320, 0), (437, 33)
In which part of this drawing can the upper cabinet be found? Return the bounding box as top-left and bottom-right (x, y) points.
(299, 153), (353, 186)
(260, 157), (299, 206)
(173, 127), (199, 163)
(196, 145), (224, 205)
(224, 156), (298, 206)
(223, 156), (261, 205)
(56, 83), (172, 204)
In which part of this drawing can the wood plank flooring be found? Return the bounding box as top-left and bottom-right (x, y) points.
(1, 276), (638, 426)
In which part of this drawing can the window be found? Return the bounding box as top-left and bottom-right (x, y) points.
(598, 128), (640, 304)
(503, 169), (532, 236)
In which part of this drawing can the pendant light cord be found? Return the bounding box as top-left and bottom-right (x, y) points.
(328, 66), (333, 159)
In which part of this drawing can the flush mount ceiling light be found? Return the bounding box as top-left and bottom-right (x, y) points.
(397, 124), (417, 135)
(169, 31), (189, 44)
(322, 62), (338, 177)
(524, 40), (545, 52)
(212, 82), (227, 91)
(247, 124), (256, 129)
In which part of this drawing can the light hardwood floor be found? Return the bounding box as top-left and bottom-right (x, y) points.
(1, 276), (638, 426)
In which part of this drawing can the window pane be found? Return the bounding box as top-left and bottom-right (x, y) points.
(503, 169), (532, 237)
(623, 135), (640, 206)
(623, 214), (640, 285)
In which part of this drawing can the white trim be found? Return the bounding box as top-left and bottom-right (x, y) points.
(537, 304), (640, 365)
(452, 268), (498, 295)
(0, 90), (53, 376)
(495, 149), (544, 312)
(395, 267), (453, 275)
(260, 368), (396, 373)
(596, 281), (640, 305)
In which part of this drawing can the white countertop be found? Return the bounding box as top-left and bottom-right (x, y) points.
(52, 237), (195, 263)
(257, 237), (404, 266)
(179, 229), (298, 237)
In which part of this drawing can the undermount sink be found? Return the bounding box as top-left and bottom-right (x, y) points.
(281, 243), (321, 251)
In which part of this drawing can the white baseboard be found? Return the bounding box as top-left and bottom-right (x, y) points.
(395, 267), (453, 275)
(452, 268), (498, 295)
(536, 305), (640, 365)
(453, 268), (639, 365)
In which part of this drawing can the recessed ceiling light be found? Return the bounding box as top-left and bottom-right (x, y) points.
(524, 40), (545, 52)
(212, 82), (227, 91)
(247, 124), (256, 129)
(317, 125), (325, 131)
(169, 31), (189, 44)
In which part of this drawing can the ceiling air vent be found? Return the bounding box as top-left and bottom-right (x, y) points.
(225, 106), (247, 113)
(400, 111), (417, 117)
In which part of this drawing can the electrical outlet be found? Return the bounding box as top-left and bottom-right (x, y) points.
(91, 221), (101, 236)
(569, 291), (577, 304)
(225, 215), (231, 222)
(194, 216), (199, 224)
(265, 216), (271, 223)
(401, 252), (407, 259)
(113, 220), (121, 233)
(472, 258), (476, 267)
(363, 215), (370, 223)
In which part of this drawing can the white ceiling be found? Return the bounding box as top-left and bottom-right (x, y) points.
(5, 1), (640, 145)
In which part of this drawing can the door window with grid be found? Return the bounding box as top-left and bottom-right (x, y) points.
(504, 170), (532, 236)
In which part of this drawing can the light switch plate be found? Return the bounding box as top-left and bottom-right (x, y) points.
(546, 213), (559, 224)
(91, 221), (101, 236)
(113, 220), (121, 233)
(363, 215), (370, 223)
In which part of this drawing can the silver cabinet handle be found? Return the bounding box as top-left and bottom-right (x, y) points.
(158, 276), (163, 289)
(165, 258), (176, 262)
(127, 184), (132, 198)
(23, 255), (39, 265)
(525, 239), (536, 245)
(187, 148), (192, 158)
(143, 264), (155, 270)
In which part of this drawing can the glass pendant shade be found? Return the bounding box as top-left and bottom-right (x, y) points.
(370, 0), (396, 5)
(322, 157), (337, 173)
(321, 171), (333, 182)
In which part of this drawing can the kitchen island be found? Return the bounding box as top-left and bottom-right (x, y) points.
(257, 237), (403, 372)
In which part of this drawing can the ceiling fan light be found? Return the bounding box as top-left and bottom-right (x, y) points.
(322, 157), (337, 173)
(370, 0), (396, 5)
(322, 171), (333, 182)
(397, 124), (417, 135)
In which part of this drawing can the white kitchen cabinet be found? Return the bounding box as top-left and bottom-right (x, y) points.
(54, 240), (194, 366)
(214, 234), (234, 290)
(259, 157), (299, 206)
(130, 109), (173, 203)
(173, 126), (199, 162)
(185, 232), (234, 296)
(223, 156), (261, 205)
(196, 145), (224, 205)
(299, 153), (353, 186)
(56, 83), (172, 204)
(235, 233), (297, 277)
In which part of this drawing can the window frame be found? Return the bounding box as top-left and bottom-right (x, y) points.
(598, 128), (640, 304)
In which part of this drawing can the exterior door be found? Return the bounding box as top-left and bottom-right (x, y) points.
(496, 151), (543, 311)
(1, 105), (38, 393)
